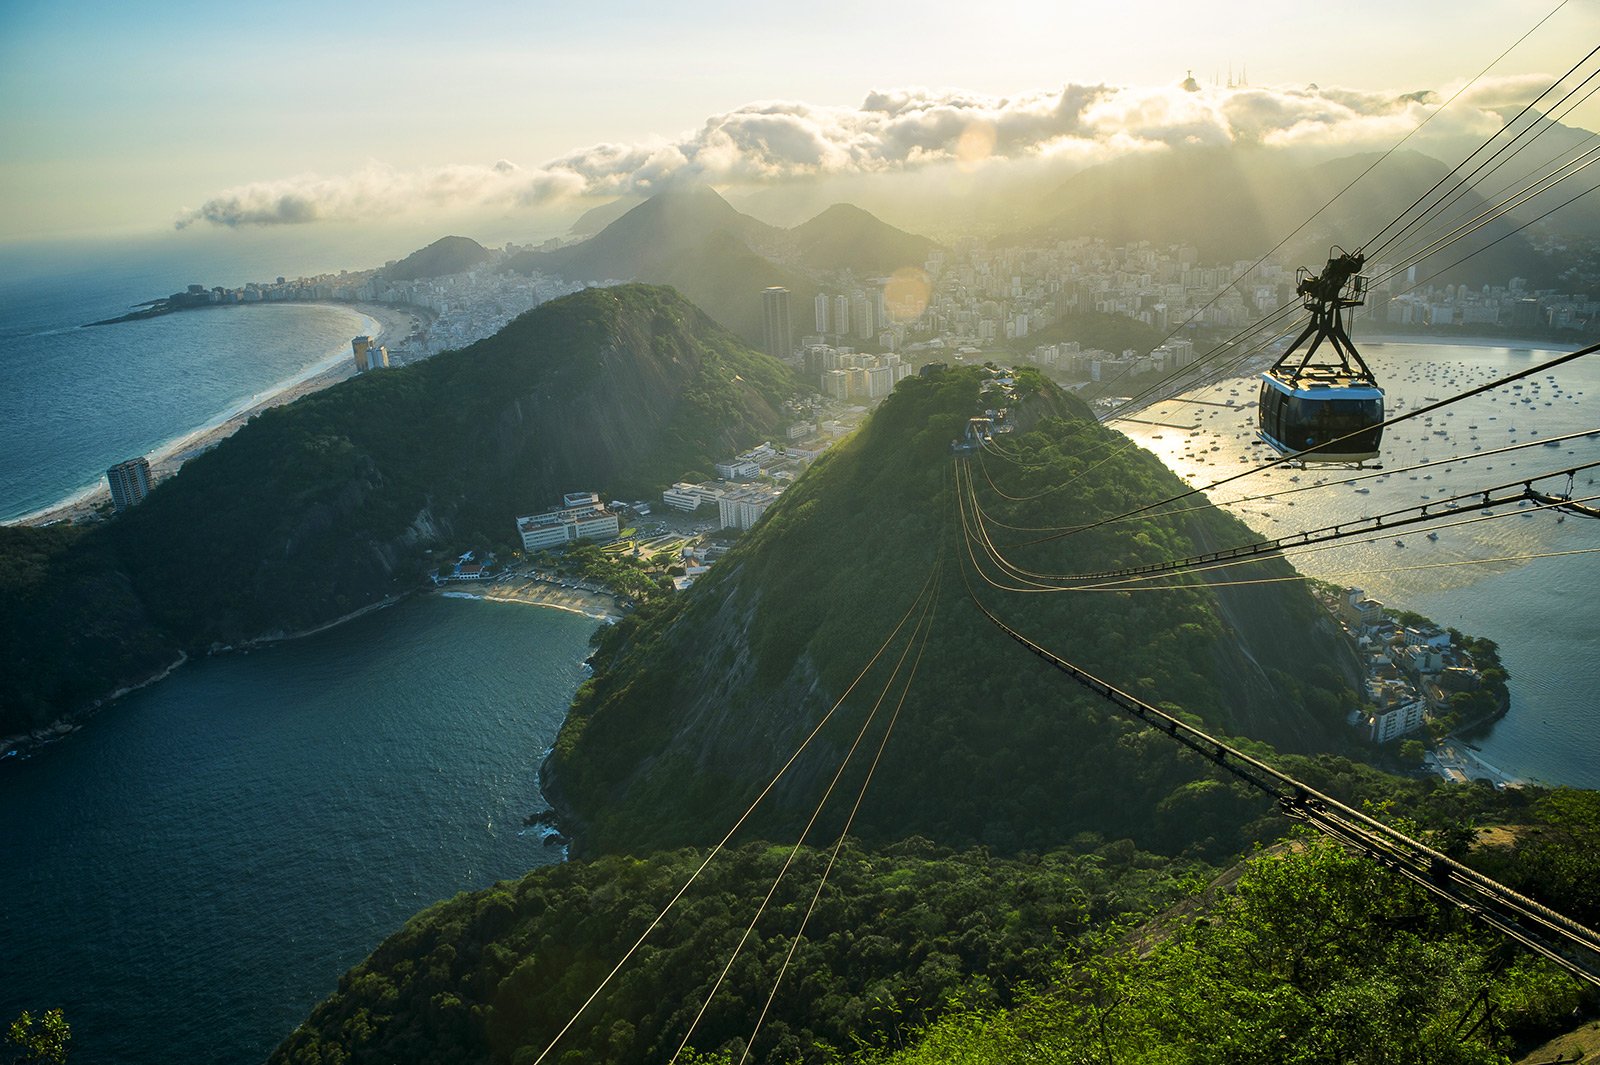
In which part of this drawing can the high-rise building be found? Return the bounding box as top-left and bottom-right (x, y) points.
(761, 286), (792, 359)
(106, 457), (152, 512)
(833, 294), (850, 336)
(352, 335), (389, 372)
(813, 292), (830, 334)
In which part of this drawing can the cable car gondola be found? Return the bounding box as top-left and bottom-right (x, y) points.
(1258, 249), (1384, 465)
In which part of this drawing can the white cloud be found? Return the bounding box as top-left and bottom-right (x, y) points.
(175, 76), (1545, 228)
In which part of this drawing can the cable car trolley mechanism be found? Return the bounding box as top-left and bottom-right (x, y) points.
(1258, 248), (1385, 465)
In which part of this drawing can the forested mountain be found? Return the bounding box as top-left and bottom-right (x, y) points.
(541, 366), (1365, 860)
(505, 188), (941, 343)
(379, 235), (493, 281)
(270, 813), (1600, 1065)
(789, 203), (940, 275)
(269, 363), (1600, 1061)
(0, 285), (796, 738)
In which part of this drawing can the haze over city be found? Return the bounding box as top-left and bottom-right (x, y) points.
(4, 0), (1598, 248)
(7, 1), (1600, 1062)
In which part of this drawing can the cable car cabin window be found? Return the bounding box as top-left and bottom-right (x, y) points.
(1288, 394), (1383, 454)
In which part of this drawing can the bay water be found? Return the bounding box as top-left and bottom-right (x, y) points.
(1114, 340), (1600, 788)
(0, 596), (594, 1064)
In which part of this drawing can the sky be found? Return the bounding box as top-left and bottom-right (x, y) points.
(1, 0), (1597, 246)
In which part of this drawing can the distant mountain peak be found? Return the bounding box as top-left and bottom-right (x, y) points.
(381, 235), (491, 282)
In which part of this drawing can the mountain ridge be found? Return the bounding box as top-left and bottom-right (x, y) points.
(508, 187), (943, 343)
(0, 284), (797, 740)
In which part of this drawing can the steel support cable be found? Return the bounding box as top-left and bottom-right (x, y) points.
(1367, 39), (1600, 256)
(1078, 0), (1573, 426)
(667, 556), (944, 1064)
(1099, 13), (1583, 426)
(968, 426), (1600, 535)
(1008, 340), (1600, 550)
(1372, 68), (1600, 275)
(1065, 490), (1600, 592)
(975, 430), (1137, 501)
(975, 310), (1305, 503)
(959, 456), (1600, 596)
(1377, 103), (1600, 279)
(1008, 462), (1600, 585)
(738, 568), (942, 1065)
(957, 460), (1077, 592)
(1371, 143), (1600, 292)
(527, 563), (942, 1065)
(957, 557), (1600, 985)
(956, 461), (1060, 594)
(1088, 7), (1581, 430)
(1374, 177), (1600, 307)
(1053, 545), (1600, 594)
(1096, 303), (1306, 424)
(1053, 314), (1311, 496)
(960, 458), (1600, 595)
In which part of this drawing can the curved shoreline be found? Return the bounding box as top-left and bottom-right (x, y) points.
(7, 300), (418, 528)
(439, 581), (625, 622)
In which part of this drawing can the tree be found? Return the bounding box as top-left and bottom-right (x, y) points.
(6, 1009), (70, 1065)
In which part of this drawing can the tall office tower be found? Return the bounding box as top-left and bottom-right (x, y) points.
(762, 286), (792, 359)
(814, 292), (830, 334)
(106, 457), (152, 512)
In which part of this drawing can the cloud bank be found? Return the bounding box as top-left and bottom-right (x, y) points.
(175, 77), (1524, 228)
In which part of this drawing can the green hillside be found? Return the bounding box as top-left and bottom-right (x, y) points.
(542, 366), (1364, 860)
(0, 285), (797, 738)
(790, 202), (939, 276)
(269, 839), (1199, 1065)
(269, 789), (1600, 1065)
(380, 235), (493, 281)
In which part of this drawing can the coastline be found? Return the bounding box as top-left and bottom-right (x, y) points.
(8, 300), (419, 529)
(1359, 332), (1569, 351)
(0, 650), (189, 762)
(439, 580), (625, 622)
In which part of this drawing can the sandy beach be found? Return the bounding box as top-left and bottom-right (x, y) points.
(440, 579), (625, 622)
(12, 301), (418, 528)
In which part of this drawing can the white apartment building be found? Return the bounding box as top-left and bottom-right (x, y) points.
(718, 483), (783, 531)
(516, 492), (620, 550)
(1370, 699), (1427, 743)
(662, 481), (724, 512)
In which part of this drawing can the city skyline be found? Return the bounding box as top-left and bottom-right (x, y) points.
(3, 0), (1599, 244)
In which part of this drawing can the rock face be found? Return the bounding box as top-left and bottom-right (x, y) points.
(544, 367), (1364, 860)
(0, 285), (797, 736)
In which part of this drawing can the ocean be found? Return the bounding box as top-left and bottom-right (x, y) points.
(0, 233), (406, 522)
(0, 596), (595, 1064)
(1113, 340), (1600, 788)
